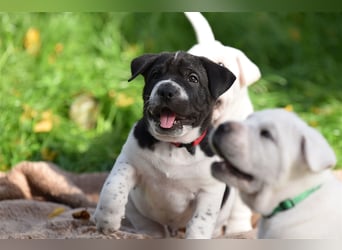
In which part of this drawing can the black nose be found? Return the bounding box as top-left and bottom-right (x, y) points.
(216, 122), (234, 134)
(157, 83), (179, 100)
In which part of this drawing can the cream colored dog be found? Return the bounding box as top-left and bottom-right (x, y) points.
(185, 12), (261, 235)
(210, 109), (342, 238)
(185, 12), (261, 125)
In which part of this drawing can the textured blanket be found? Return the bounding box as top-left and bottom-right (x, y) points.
(1, 161), (340, 239)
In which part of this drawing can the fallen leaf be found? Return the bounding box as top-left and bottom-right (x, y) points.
(284, 104), (294, 112)
(24, 27), (41, 55)
(33, 110), (55, 133)
(34, 119), (53, 133)
(72, 209), (90, 220)
(48, 207), (66, 218)
(115, 93), (134, 108)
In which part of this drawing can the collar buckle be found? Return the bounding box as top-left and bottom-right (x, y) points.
(279, 199), (295, 210)
(264, 184), (322, 219)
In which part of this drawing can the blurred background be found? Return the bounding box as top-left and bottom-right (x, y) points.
(0, 12), (341, 172)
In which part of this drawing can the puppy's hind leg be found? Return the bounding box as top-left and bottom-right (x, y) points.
(125, 195), (166, 238)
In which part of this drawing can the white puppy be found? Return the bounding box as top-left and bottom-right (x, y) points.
(185, 12), (261, 125)
(185, 12), (260, 235)
(210, 109), (342, 238)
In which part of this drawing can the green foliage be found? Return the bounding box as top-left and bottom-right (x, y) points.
(0, 12), (341, 172)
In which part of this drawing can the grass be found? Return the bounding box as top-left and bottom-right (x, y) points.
(0, 12), (341, 172)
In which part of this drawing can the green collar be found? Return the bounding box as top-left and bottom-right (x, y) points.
(264, 184), (322, 219)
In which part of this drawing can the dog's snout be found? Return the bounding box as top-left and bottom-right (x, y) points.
(157, 83), (179, 100)
(217, 122), (235, 134)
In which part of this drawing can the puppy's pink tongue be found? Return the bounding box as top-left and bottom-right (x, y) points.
(160, 111), (176, 128)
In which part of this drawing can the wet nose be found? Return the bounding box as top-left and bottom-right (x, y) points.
(157, 83), (180, 100)
(216, 122), (237, 134)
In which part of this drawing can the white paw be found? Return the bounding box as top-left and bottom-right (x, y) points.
(93, 207), (122, 234)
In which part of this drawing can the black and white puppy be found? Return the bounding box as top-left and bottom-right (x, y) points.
(93, 51), (247, 239)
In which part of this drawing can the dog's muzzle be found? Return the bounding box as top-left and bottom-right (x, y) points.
(147, 82), (193, 131)
(210, 122), (254, 182)
(156, 83), (180, 129)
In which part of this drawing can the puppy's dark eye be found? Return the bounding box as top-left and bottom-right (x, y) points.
(150, 69), (161, 79)
(188, 73), (199, 83)
(260, 129), (273, 140)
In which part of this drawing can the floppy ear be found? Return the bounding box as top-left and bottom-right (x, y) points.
(128, 53), (161, 82)
(234, 49), (261, 87)
(200, 56), (236, 99)
(301, 127), (336, 172)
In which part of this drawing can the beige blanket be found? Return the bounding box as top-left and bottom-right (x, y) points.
(1, 161), (340, 239)
(0, 161), (151, 239)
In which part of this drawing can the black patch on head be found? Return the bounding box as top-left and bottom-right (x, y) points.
(133, 119), (159, 151)
(129, 51), (237, 159)
(199, 56), (236, 99)
(128, 53), (164, 82)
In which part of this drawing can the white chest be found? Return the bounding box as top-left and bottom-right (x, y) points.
(121, 138), (223, 226)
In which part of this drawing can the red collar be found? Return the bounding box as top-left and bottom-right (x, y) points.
(171, 129), (208, 148)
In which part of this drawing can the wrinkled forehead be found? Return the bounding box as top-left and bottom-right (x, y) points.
(157, 51), (204, 71)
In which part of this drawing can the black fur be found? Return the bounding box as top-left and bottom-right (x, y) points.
(133, 119), (158, 150)
(129, 51), (236, 143)
(220, 185), (230, 209)
(199, 127), (215, 157)
(130, 51), (236, 157)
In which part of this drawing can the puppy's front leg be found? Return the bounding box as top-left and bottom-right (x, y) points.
(186, 188), (223, 239)
(93, 160), (136, 234)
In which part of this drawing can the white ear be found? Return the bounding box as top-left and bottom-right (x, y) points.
(235, 49), (261, 87)
(301, 127), (336, 172)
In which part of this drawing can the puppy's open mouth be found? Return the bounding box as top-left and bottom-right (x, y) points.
(212, 161), (254, 182)
(149, 107), (191, 130)
(212, 143), (254, 182)
(159, 108), (178, 129)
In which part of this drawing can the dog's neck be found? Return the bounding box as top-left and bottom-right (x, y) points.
(171, 129), (208, 155)
(250, 170), (334, 217)
(264, 184), (322, 219)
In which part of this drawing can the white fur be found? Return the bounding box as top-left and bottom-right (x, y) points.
(93, 125), (247, 238)
(92, 13), (257, 239)
(185, 12), (261, 124)
(150, 80), (189, 102)
(210, 109), (342, 239)
(184, 11), (257, 233)
(93, 72), (252, 238)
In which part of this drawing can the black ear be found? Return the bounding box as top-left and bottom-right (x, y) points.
(200, 57), (236, 99)
(128, 53), (160, 82)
